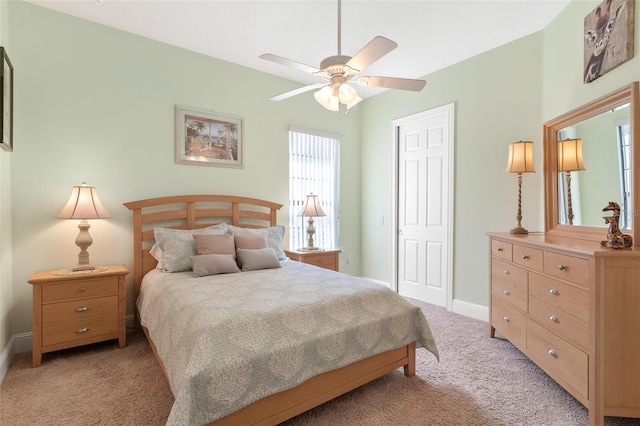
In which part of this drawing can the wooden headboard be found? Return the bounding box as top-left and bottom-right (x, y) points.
(123, 195), (283, 303)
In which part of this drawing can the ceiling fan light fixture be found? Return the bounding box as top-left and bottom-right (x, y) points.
(338, 83), (357, 104)
(314, 86), (339, 111)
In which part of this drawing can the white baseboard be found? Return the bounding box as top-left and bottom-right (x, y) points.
(451, 299), (489, 322)
(0, 315), (136, 385)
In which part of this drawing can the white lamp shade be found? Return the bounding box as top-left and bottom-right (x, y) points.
(557, 139), (586, 172)
(299, 194), (326, 217)
(506, 141), (535, 174)
(338, 83), (357, 104)
(314, 86), (339, 111)
(57, 182), (111, 219)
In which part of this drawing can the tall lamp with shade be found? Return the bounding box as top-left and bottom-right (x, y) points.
(557, 138), (586, 225)
(299, 193), (326, 251)
(506, 141), (535, 234)
(57, 182), (111, 271)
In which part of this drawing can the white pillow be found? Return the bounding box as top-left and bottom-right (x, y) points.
(153, 223), (228, 272)
(236, 248), (282, 271)
(228, 224), (287, 261)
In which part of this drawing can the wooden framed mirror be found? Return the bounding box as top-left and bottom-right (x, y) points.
(543, 81), (639, 246)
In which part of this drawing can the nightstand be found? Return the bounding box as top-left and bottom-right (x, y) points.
(285, 249), (341, 271)
(28, 264), (128, 367)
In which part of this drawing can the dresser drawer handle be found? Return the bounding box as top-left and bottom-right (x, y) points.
(75, 306), (90, 312)
(549, 315), (559, 323)
(549, 288), (560, 296)
(75, 327), (90, 334)
(547, 349), (558, 358)
(79, 287), (86, 292)
(503, 316), (510, 322)
(497, 247), (504, 252)
(558, 264), (567, 271)
(503, 289), (511, 296)
(521, 254), (529, 260)
(503, 269), (510, 275)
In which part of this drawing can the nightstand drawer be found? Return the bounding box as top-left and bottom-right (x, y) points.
(305, 254), (337, 268)
(42, 277), (118, 303)
(42, 315), (119, 346)
(42, 295), (119, 324)
(284, 249), (341, 271)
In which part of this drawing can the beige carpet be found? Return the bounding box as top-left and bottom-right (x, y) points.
(1, 299), (637, 426)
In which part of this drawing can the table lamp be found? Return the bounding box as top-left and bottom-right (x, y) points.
(299, 193), (326, 250)
(506, 141), (535, 234)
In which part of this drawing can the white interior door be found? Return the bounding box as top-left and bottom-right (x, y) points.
(395, 104), (453, 308)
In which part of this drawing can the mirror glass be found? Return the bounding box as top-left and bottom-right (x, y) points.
(556, 103), (631, 229)
(543, 82), (638, 245)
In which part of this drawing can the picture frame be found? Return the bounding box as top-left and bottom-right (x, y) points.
(583, 0), (635, 84)
(175, 105), (243, 168)
(1, 47), (13, 152)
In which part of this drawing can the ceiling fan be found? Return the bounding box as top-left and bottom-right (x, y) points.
(259, 0), (426, 112)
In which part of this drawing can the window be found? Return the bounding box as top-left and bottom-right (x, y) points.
(288, 127), (340, 250)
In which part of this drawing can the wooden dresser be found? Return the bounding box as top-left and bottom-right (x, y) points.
(28, 264), (128, 367)
(488, 233), (640, 425)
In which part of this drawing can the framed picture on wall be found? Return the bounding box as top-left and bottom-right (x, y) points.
(1, 47), (13, 152)
(584, 0), (635, 84)
(175, 105), (244, 168)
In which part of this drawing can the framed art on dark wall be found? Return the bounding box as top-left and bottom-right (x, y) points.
(175, 105), (243, 168)
(584, 0), (635, 83)
(1, 47), (13, 152)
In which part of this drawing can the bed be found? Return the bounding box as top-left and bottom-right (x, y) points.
(123, 194), (439, 425)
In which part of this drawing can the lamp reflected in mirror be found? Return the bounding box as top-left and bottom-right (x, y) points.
(506, 141), (535, 234)
(557, 138), (586, 225)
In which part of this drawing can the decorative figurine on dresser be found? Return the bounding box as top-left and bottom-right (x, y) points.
(490, 82), (640, 426)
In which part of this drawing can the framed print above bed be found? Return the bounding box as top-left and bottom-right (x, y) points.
(1, 47), (13, 152)
(175, 105), (243, 168)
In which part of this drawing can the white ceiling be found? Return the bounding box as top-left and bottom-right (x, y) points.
(24, 0), (571, 99)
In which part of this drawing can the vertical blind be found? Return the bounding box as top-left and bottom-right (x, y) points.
(289, 126), (340, 250)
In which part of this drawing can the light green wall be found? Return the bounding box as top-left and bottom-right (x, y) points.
(5, 0), (361, 339)
(1, 0), (13, 357)
(359, 34), (544, 307)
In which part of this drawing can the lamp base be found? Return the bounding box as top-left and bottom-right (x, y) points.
(71, 264), (97, 272)
(300, 246), (320, 251)
(510, 226), (529, 234)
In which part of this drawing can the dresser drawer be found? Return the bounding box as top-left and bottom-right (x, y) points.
(491, 276), (527, 312)
(529, 272), (588, 322)
(42, 295), (119, 325)
(491, 239), (512, 261)
(42, 314), (119, 346)
(512, 244), (543, 272)
(491, 296), (526, 349)
(529, 295), (588, 350)
(491, 258), (527, 291)
(543, 252), (589, 286)
(42, 277), (119, 303)
(526, 319), (588, 403)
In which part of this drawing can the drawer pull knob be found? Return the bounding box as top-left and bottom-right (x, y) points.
(549, 288), (560, 296)
(503, 316), (510, 322)
(558, 264), (567, 271)
(503, 269), (510, 275)
(549, 315), (560, 323)
(547, 349), (558, 358)
(75, 306), (89, 312)
(79, 287), (86, 292)
(521, 254), (529, 260)
(497, 247), (504, 252)
(75, 327), (90, 334)
(503, 289), (511, 296)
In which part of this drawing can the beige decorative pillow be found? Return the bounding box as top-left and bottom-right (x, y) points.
(193, 234), (236, 257)
(191, 254), (240, 277)
(153, 223), (228, 272)
(236, 247), (282, 271)
(228, 224), (287, 260)
(234, 234), (268, 250)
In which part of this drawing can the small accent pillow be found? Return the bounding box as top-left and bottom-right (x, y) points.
(153, 223), (228, 272)
(192, 254), (240, 277)
(234, 234), (268, 250)
(228, 224), (287, 261)
(193, 234), (236, 257)
(236, 248), (282, 271)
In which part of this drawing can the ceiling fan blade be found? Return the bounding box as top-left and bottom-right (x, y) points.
(269, 83), (324, 101)
(345, 36), (398, 72)
(358, 76), (426, 91)
(259, 53), (321, 75)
